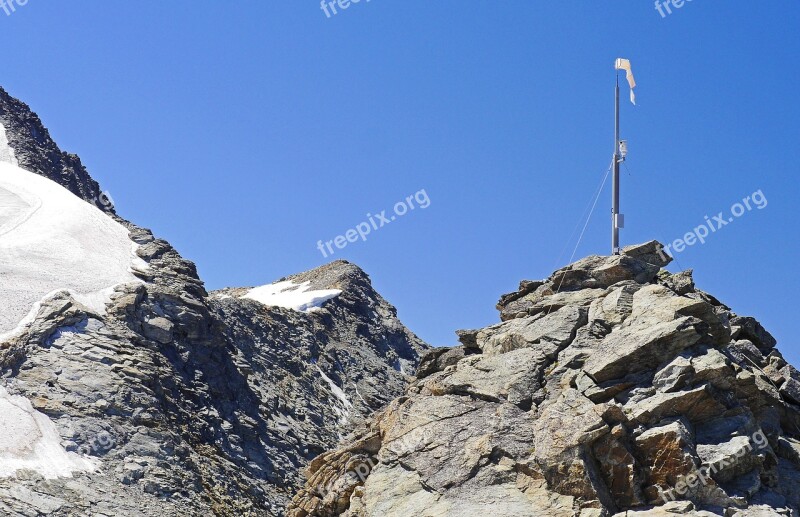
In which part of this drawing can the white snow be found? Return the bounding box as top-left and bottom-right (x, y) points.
(0, 385), (97, 479)
(315, 366), (352, 424)
(242, 280), (341, 313)
(0, 121), (19, 166)
(0, 160), (146, 340)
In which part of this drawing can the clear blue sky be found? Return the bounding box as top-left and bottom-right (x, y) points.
(1, 2), (798, 362)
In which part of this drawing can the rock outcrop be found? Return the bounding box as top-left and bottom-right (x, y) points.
(0, 86), (428, 516)
(0, 86), (108, 210)
(289, 240), (799, 516)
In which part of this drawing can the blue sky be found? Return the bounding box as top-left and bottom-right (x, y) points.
(1, 2), (798, 362)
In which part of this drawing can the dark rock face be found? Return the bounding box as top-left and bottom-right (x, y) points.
(213, 261), (425, 433)
(0, 86), (109, 211)
(289, 243), (798, 517)
(0, 87), (428, 516)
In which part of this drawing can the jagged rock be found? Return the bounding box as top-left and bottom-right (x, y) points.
(725, 339), (765, 367)
(415, 346), (468, 379)
(0, 87), (428, 516)
(692, 348), (732, 382)
(584, 316), (704, 383)
(593, 425), (645, 507)
(500, 287), (607, 322)
(732, 368), (783, 413)
(497, 251), (668, 321)
(696, 435), (766, 484)
(621, 240), (673, 268)
(780, 378), (800, 405)
(0, 86), (108, 210)
(778, 437), (800, 467)
(588, 283), (640, 326)
(552, 255), (660, 291)
(779, 365), (799, 382)
(653, 356), (694, 393)
(455, 328), (481, 350)
(532, 390), (611, 502)
(731, 316), (777, 353)
(420, 347), (547, 408)
(291, 242), (798, 516)
(497, 280), (545, 310)
(476, 306), (587, 357)
(141, 316), (174, 344)
(633, 417), (698, 503)
(661, 269), (696, 296)
(625, 384), (727, 425)
(583, 283), (732, 383)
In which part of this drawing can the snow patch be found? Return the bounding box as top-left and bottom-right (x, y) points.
(0, 162), (144, 339)
(243, 280), (341, 313)
(0, 121), (18, 166)
(0, 385), (98, 479)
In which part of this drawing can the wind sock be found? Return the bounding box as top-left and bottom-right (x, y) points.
(615, 58), (637, 105)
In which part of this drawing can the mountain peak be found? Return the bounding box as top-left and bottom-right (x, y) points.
(289, 242), (794, 517)
(497, 240), (673, 321)
(0, 85), (109, 211)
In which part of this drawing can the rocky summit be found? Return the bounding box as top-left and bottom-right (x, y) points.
(0, 86), (428, 516)
(289, 241), (800, 516)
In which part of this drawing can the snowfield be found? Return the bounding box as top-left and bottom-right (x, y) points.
(243, 280), (342, 313)
(0, 160), (145, 340)
(0, 385), (98, 479)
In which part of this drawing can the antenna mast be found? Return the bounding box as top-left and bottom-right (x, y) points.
(611, 58), (634, 255)
(612, 73), (621, 255)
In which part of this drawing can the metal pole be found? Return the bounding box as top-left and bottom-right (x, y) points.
(612, 73), (620, 255)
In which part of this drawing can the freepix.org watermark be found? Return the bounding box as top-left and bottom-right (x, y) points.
(0, 0), (28, 16)
(657, 189), (767, 261)
(312, 425), (437, 500)
(91, 190), (115, 213)
(316, 189), (431, 258)
(655, 0), (693, 18)
(658, 429), (769, 503)
(320, 0), (370, 19)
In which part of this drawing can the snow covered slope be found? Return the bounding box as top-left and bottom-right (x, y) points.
(242, 280), (342, 313)
(0, 161), (145, 339)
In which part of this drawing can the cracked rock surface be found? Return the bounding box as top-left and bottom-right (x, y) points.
(289, 241), (799, 516)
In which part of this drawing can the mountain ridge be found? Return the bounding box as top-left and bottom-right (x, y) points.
(0, 85), (428, 516)
(0, 86), (108, 210)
